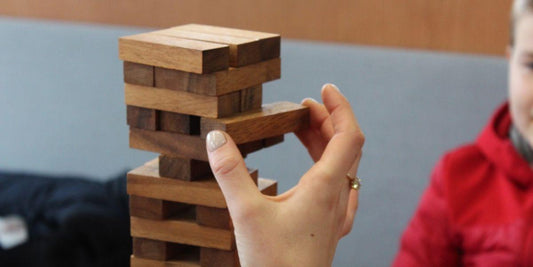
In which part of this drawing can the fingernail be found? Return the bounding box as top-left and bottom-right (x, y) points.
(322, 83), (340, 93)
(301, 97), (318, 104)
(207, 131), (227, 152)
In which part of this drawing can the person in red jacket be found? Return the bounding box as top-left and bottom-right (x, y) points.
(393, 0), (533, 265)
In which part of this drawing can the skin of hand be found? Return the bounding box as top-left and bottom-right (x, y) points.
(205, 84), (365, 267)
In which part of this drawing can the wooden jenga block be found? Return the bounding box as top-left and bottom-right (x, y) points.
(158, 155), (211, 181)
(130, 216), (235, 251)
(196, 206), (231, 230)
(125, 84), (240, 118)
(129, 195), (190, 220)
(258, 178), (278, 196)
(127, 159), (258, 208)
(159, 112), (200, 135)
(201, 102), (310, 143)
(133, 237), (190, 261)
(119, 33), (229, 74)
(127, 106), (158, 131)
(240, 85), (262, 112)
(154, 58), (280, 96)
(130, 254), (199, 267)
(177, 24), (280, 63)
(263, 135), (284, 148)
(124, 61), (154, 86)
(129, 128), (272, 161)
(200, 248), (239, 267)
(153, 27), (262, 67)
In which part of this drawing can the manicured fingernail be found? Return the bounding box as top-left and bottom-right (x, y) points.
(322, 83), (340, 93)
(301, 97), (318, 104)
(207, 131), (227, 152)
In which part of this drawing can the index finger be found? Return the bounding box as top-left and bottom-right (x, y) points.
(306, 84), (365, 188)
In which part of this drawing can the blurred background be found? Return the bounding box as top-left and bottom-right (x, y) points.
(0, 1), (511, 266)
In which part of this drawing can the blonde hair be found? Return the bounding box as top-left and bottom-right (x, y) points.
(511, 0), (533, 45)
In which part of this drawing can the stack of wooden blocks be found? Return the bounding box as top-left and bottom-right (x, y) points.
(119, 24), (309, 267)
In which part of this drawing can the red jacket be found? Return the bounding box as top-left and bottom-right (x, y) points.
(393, 103), (533, 267)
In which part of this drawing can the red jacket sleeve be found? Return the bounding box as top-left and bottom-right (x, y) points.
(392, 157), (461, 267)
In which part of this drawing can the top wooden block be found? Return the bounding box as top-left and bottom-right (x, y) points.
(119, 32), (229, 74)
(153, 24), (280, 67)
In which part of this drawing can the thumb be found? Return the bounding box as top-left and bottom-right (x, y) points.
(206, 130), (260, 212)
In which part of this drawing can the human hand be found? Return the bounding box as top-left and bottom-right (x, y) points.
(205, 84), (365, 267)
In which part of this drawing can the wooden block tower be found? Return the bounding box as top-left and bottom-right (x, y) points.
(119, 24), (309, 266)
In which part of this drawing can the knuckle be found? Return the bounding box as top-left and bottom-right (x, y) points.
(211, 154), (241, 177)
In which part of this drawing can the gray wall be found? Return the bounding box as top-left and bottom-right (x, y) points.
(0, 17), (508, 266)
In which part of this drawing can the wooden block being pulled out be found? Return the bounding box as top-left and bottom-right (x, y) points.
(127, 159), (258, 208)
(154, 58), (280, 96)
(125, 84), (240, 118)
(119, 32), (229, 74)
(129, 128), (276, 161)
(201, 102), (309, 143)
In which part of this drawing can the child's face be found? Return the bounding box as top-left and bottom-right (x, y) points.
(509, 12), (533, 146)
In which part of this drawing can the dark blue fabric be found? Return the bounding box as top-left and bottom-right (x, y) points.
(0, 171), (131, 267)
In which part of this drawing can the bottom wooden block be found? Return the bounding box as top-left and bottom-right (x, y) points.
(200, 247), (239, 267)
(133, 237), (190, 261)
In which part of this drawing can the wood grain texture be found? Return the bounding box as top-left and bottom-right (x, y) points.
(3, 1), (512, 55)
(129, 195), (191, 220)
(200, 248), (239, 267)
(133, 237), (190, 261)
(130, 216), (235, 250)
(125, 83), (240, 118)
(240, 85), (262, 113)
(129, 128), (275, 160)
(158, 155), (211, 181)
(201, 102), (309, 143)
(130, 128), (207, 161)
(119, 32), (229, 74)
(179, 24), (280, 62)
(196, 206), (232, 230)
(124, 61), (154, 86)
(159, 112), (200, 135)
(127, 106), (158, 131)
(153, 26), (266, 67)
(263, 135), (284, 148)
(130, 255), (200, 267)
(127, 159), (258, 208)
(154, 58), (280, 96)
